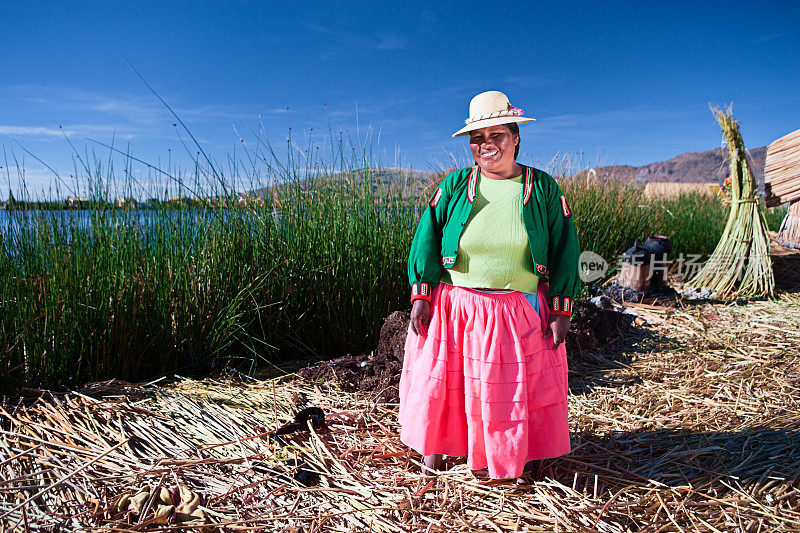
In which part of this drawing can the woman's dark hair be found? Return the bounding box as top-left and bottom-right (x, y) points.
(502, 122), (521, 159)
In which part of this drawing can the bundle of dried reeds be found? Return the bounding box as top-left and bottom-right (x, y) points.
(776, 201), (800, 249)
(689, 107), (775, 298)
(643, 181), (715, 199)
(2, 293), (800, 531)
(765, 128), (800, 248)
(764, 128), (800, 207)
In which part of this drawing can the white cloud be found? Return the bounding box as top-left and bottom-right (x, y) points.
(304, 23), (411, 57)
(0, 123), (139, 141)
(751, 33), (783, 45)
(0, 85), (165, 125)
(0, 166), (68, 198)
(0, 126), (69, 137)
(374, 34), (407, 51)
(67, 124), (137, 138)
(525, 107), (700, 137)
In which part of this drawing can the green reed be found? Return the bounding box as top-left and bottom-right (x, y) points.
(0, 150), (789, 392)
(561, 176), (787, 275)
(0, 145), (422, 391)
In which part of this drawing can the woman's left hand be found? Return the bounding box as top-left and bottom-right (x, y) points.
(544, 315), (571, 349)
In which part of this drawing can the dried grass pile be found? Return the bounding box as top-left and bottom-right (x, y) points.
(2, 294), (800, 531)
(765, 128), (800, 249)
(689, 107), (775, 298)
(776, 201), (800, 250)
(643, 182), (715, 199)
(764, 128), (800, 207)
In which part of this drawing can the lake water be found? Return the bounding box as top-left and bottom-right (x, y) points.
(0, 209), (217, 254)
(0, 208), (265, 229)
(0, 208), (287, 252)
(1, 208), (177, 233)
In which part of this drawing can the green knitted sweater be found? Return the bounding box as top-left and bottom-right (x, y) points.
(440, 174), (539, 293)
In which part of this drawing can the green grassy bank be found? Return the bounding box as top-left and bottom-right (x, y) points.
(0, 166), (788, 392)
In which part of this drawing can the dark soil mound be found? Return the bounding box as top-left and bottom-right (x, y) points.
(771, 239), (800, 292)
(566, 299), (635, 358)
(299, 301), (637, 398)
(297, 311), (409, 402)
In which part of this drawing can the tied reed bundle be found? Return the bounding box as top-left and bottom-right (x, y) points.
(688, 107), (775, 298)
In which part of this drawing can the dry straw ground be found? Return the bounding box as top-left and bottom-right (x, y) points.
(2, 293), (799, 531)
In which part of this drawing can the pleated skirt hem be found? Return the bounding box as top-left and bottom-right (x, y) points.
(399, 283), (570, 479)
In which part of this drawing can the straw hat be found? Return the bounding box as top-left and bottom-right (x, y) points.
(452, 90), (535, 137)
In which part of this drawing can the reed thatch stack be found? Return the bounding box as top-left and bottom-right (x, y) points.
(688, 107), (775, 298)
(764, 128), (800, 206)
(776, 201), (800, 249)
(765, 128), (800, 248)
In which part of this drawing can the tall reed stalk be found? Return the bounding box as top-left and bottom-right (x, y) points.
(688, 107), (775, 298)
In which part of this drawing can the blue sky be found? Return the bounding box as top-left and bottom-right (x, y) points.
(1, 0), (799, 198)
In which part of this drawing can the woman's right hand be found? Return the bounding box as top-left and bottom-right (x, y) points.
(410, 299), (431, 336)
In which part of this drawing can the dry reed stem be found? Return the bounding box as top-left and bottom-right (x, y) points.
(690, 107), (775, 298)
(2, 294), (800, 531)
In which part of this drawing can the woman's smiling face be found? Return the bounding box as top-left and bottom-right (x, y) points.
(469, 125), (519, 174)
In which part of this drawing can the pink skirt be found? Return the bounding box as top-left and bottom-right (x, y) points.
(399, 283), (570, 479)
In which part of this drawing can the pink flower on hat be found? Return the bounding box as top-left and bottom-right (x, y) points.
(507, 104), (524, 116)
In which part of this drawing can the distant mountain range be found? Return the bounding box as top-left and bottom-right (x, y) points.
(384, 145), (769, 185)
(246, 166), (440, 199)
(246, 147), (770, 198)
(585, 146), (767, 185)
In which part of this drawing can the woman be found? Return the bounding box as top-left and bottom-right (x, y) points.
(399, 90), (581, 480)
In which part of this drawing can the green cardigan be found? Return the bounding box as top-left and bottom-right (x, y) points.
(408, 165), (581, 317)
